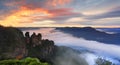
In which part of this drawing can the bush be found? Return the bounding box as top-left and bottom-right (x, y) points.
(96, 58), (115, 65)
(0, 57), (49, 65)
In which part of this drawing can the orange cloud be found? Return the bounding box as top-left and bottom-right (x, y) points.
(0, 6), (77, 27)
(0, 0), (76, 27)
(47, 0), (72, 7)
(0, 6), (52, 27)
(48, 8), (76, 16)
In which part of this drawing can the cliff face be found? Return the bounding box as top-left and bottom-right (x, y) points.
(25, 32), (56, 63)
(0, 26), (56, 63)
(0, 26), (26, 60)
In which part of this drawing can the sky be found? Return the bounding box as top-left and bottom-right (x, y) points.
(0, 0), (120, 28)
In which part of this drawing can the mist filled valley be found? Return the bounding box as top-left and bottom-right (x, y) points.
(21, 27), (120, 65)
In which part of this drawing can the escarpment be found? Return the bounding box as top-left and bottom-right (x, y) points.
(0, 26), (26, 60)
(0, 26), (56, 63)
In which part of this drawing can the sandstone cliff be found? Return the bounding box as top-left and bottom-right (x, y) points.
(0, 26), (56, 63)
(25, 32), (56, 63)
(0, 26), (26, 60)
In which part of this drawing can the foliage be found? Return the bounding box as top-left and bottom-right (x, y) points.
(0, 57), (49, 65)
(96, 58), (115, 65)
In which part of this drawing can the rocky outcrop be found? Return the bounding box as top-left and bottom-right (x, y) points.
(24, 32), (56, 63)
(0, 25), (56, 64)
(0, 26), (26, 60)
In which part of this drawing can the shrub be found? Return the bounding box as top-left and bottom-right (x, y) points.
(0, 57), (49, 65)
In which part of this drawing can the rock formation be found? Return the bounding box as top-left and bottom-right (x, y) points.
(24, 32), (56, 63)
(0, 26), (26, 60)
(0, 25), (56, 63)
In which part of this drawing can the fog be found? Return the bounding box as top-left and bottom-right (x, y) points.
(52, 46), (90, 65)
(23, 28), (120, 64)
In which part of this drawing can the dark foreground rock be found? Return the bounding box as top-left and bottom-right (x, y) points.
(0, 26), (56, 64)
(0, 26), (26, 60)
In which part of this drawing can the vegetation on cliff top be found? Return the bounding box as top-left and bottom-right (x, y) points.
(0, 57), (49, 65)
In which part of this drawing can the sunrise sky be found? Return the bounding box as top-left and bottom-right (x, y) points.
(0, 0), (120, 28)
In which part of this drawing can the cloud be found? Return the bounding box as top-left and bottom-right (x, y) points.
(48, 8), (77, 17)
(65, 17), (88, 23)
(47, 8), (82, 22)
(0, 0), (81, 27)
(86, 7), (120, 19)
(33, 20), (55, 25)
(46, 0), (72, 7)
(53, 46), (89, 65)
(0, 6), (81, 27)
(0, 0), (120, 27)
(0, 0), (73, 18)
(31, 8), (81, 22)
(0, 6), (50, 26)
(0, 0), (72, 10)
(92, 17), (120, 26)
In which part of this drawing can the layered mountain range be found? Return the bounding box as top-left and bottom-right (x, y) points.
(56, 27), (120, 44)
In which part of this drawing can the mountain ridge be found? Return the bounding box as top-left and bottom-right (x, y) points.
(56, 27), (120, 44)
